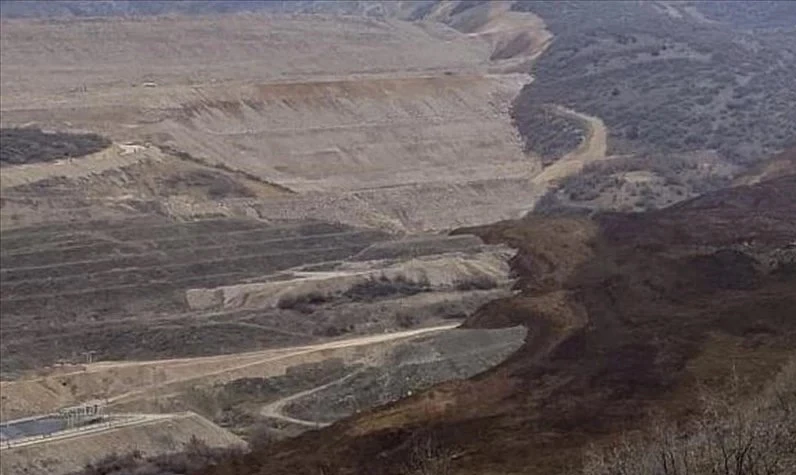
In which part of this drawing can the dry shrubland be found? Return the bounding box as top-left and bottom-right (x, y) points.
(578, 360), (796, 475)
(80, 436), (241, 475)
(534, 154), (737, 213)
(513, 1), (796, 165)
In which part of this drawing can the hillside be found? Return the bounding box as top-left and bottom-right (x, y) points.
(514, 1), (796, 164)
(2, 2), (795, 474)
(194, 161), (796, 474)
(0, 7), (551, 472)
(0, 9), (552, 233)
(512, 0), (796, 213)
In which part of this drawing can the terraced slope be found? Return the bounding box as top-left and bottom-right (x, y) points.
(0, 10), (549, 232)
(0, 213), (517, 381)
(0, 218), (388, 371)
(0, 4), (551, 467)
(156, 75), (532, 193)
(1, 218), (381, 313)
(0, 14), (488, 104)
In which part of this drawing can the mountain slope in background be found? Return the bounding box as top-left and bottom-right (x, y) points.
(0, 0), (433, 18)
(513, 0), (796, 164)
(508, 0), (796, 214)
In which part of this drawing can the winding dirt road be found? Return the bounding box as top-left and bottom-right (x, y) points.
(102, 324), (460, 405)
(531, 106), (609, 186)
(260, 368), (367, 428)
(2, 324), (461, 426)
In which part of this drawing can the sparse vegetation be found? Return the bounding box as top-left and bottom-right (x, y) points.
(343, 276), (431, 302)
(2, 4), (795, 475)
(512, 1), (796, 164)
(404, 434), (455, 475)
(454, 275), (498, 291)
(395, 311), (417, 329)
(0, 128), (111, 166)
(276, 291), (333, 310)
(449, 0), (488, 17)
(511, 104), (585, 164)
(535, 154), (737, 213)
(151, 361), (352, 439)
(159, 169), (256, 199)
(577, 361), (796, 475)
(80, 437), (241, 475)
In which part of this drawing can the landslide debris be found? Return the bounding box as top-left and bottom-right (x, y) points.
(198, 165), (796, 475)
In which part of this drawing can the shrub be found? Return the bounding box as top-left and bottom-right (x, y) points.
(395, 312), (417, 329)
(454, 275), (499, 291)
(343, 277), (430, 302)
(277, 291), (330, 309)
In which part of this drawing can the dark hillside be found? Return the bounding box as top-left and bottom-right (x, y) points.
(693, 1), (796, 29)
(513, 1), (796, 165)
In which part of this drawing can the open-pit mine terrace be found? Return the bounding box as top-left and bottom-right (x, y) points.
(0, 213), (526, 474)
(0, 7), (549, 473)
(0, 11), (547, 232)
(0, 216), (515, 377)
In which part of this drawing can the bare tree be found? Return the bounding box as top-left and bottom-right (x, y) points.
(579, 359), (796, 475)
(404, 434), (455, 475)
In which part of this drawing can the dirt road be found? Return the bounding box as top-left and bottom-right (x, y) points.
(1, 324), (461, 429)
(531, 106), (609, 186)
(103, 323), (460, 406)
(260, 369), (367, 428)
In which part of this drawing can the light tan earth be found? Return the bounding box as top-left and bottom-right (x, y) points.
(0, 144), (155, 190)
(0, 9), (555, 232)
(184, 246), (513, 311)
(427, 0), (552, 72)
(0, 14), (490, 103)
